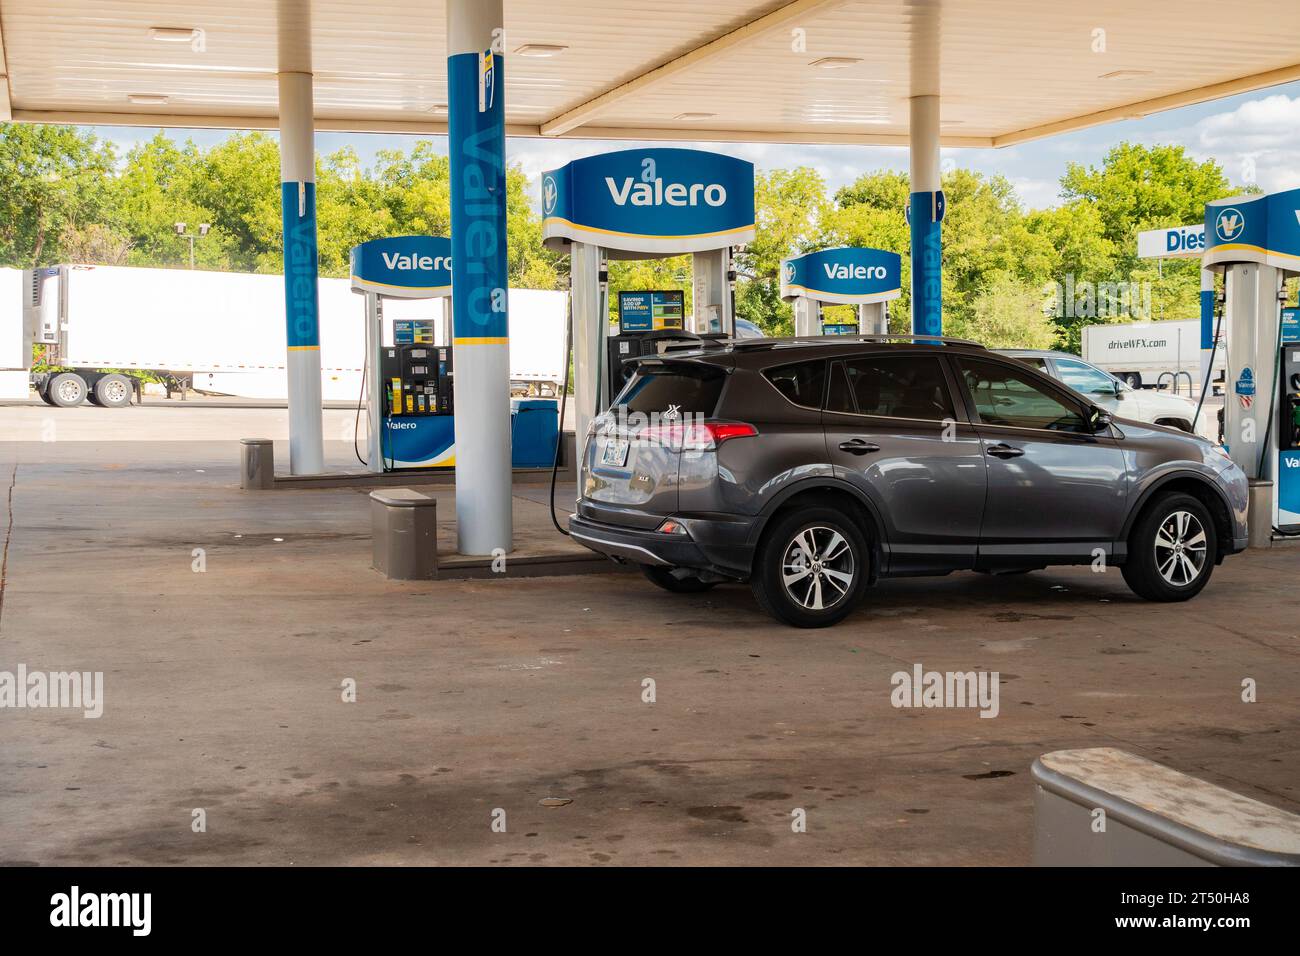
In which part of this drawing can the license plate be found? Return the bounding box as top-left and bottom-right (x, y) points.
(600, 438), (630, 467)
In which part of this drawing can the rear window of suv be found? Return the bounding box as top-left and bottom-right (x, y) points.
(763, 360), (826, 409)
(615, 366), (725, 415)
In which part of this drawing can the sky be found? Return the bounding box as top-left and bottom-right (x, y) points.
(93, 80), (1300, 213)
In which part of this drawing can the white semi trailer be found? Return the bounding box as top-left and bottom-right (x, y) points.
(0, 264), (567, 407)
(1081, 318), (1225, 393)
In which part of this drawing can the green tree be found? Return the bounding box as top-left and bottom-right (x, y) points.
(733, 167), (833, 334)
(0, 124), (116, 266)
(949, 274), (1058, 349)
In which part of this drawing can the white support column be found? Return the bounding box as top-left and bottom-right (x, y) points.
(1223, 263), (1279, 480)
(909, 93), (943, 339)
(691, 249), (731, 334)
(570, 242), (605, 450)
(447, 0), (511, 555)
(859, 301), (887, 335)
(277, 0), (324, 475)
(793, 296), (820, 337)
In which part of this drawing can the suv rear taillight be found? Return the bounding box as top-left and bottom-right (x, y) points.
(641, 421), (757, 451)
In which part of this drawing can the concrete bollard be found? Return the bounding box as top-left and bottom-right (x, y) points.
(370, 489), (439, 580)
(1247, 479), (1274, 549)
(1032, 747), (1300, 866)
(240, 438), (274, 490)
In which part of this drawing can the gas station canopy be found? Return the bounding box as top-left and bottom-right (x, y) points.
(1, 0), (1297, 146)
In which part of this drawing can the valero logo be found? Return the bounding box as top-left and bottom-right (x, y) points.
(1216, 207), (1244, 242)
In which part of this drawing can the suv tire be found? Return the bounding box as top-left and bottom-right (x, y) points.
(642, 566), (717, 593)
(751, 505), (869, 628)
(1121, 492), (1217, 601)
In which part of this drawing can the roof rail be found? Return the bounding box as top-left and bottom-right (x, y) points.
(730, 333), (987, 350)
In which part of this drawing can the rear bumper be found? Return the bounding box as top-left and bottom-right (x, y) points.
(569, 510), (757, 578)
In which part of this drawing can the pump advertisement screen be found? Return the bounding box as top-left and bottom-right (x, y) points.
(541, 148), (755, 257)
(618, 290), (684, 332)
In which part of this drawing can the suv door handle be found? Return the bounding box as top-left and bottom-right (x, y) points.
(838, 438), (881, 455)
(986, 442), (1024, 459)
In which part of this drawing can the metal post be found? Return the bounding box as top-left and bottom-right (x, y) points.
(277, 0), (324, 475)
(570, 241), (604, 451)
(365, 291), (383, 473)
(447, 0), (511, 555)
(1199, 266), (1216, 397)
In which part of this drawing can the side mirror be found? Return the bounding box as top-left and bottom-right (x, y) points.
(1090, 406), (1113, 432)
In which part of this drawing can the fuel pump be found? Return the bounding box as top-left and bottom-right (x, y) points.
(1278, 308), (1300, 531)
(1202, 189), (1300, 542)
(603, 289), (701, 406)
(540, 147), (756, 446)
(779, 247), (902, 337)
(350, 236), (457, 472)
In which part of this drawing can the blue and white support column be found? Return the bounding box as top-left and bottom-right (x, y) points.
(909, 93), (943, 339)
(277, 0), (324, 475)
(447, 0), (512, 555)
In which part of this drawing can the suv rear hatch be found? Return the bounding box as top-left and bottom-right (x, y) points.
(581, 357), (729, 529)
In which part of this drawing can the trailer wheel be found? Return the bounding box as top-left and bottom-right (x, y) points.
(93, 374), (133, 408)
(46, 372), (88, 407)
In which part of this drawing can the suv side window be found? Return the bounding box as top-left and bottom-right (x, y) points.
(830, 354), (955, 421)
(764, 359), (826, 409)
(1054, 357), (1117, 397)
(958, 357), (1087, 432)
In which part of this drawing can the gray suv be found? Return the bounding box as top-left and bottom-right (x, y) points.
(569, 336), (1249, 628)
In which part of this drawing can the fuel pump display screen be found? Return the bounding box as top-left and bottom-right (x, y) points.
(618, 290), (684, 333)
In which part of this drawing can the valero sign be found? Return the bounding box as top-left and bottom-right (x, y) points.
(1203, 189), (1300, 273)
(350, 235), (453, 298)
(541, 148), (755, 257)
(780, 247), (903, 305)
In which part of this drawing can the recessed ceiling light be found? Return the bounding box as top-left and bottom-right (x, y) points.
(674, 112), (716, 121)
(810, 57), (862, 70)
(515, 44), (568, 58)
(127, 93), (169, 105)
(427, 103), (447, 114)
(149, 27), (198, 42)
(940, 120), (964, 126)
(1100, 69), (1153, 80)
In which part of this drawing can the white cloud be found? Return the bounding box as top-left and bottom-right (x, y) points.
(1187, 93), (1300, 193)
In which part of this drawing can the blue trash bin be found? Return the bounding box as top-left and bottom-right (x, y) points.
(510, 397), (559, 468)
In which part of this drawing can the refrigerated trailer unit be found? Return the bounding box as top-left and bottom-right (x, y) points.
(3, 264), (568, 406)
(1081, 318), (1225, 393)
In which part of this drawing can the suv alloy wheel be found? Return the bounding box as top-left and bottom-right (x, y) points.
(751, 505), (870, 628)
(1121, 493), (1217, 601)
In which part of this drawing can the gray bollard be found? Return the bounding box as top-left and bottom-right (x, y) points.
(370, 489), (439, 580)
(1032, 747), (1300, 866)
(240, 438), (274, 490)
(1247, 479), (1274, 549)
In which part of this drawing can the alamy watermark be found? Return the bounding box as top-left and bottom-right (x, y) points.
(0, 665), (104, 718)
(891, 663), (1000, 718)
(1044, 274), (1152, 320)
